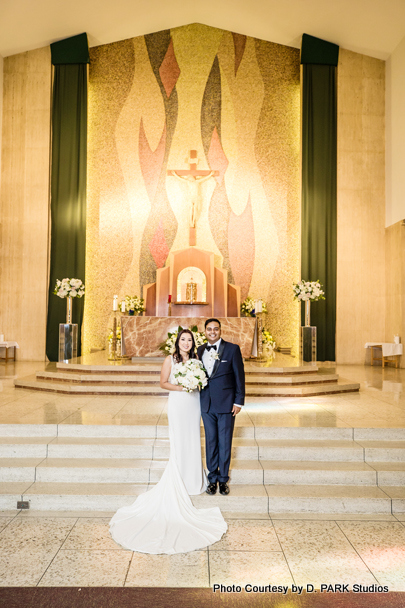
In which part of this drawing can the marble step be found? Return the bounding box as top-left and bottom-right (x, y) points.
(0, 481), (398, 514)
(2, 457), (398, 485)
(56, 361), (320, 375)
(0, 458), (261, 484)
(3, 436), (404, 463)
(257, 439), (366, 461)
(35, 371), (339, 386)
(264, 485), (393, 514)
(245, 381), (359, 396)
(1, 423), (403, 442)
(0, 457), (405, 486)
(361, 441), (405, 462)
(13, 377), (360, 396)
(13, 377), (169, 395)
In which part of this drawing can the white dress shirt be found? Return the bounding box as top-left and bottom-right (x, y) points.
(202, 338), (221, 377)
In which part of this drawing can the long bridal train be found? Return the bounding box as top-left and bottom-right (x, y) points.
(109, 384), (227, 554)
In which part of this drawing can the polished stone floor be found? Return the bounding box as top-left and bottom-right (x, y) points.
(0, 359), (405, 588)
(0, 359), (404, 428)
(0, 510), (404, 588)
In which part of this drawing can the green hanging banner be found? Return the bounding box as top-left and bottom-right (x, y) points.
(46, 34), (89, 362)
(301, 35), (338, 361)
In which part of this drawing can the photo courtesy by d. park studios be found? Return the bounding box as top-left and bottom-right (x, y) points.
(1, 2), (405, 607)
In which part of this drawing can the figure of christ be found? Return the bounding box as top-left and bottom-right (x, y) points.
(167, 150), (219, 246)
(167, 170), (215, 229)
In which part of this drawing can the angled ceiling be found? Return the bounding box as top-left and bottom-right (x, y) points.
(1, 0), (405, 59)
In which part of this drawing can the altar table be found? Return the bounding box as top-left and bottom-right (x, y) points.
(0, 341), (20, 361)
(365, 342), (403, 368)
(121, 317), (257, 358)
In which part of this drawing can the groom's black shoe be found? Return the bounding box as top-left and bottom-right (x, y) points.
(206, 482), (217, 495)
(219, 482), (230, 495)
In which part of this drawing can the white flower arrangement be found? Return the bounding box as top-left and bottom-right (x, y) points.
(158, 325), (207, 356)
(293, 280), (325, 302)
(209, 350), (220, 361)
(54, 278), (85, 299)
(125, 295), (145, 315)
(173, 359), (208, 392)
(241, 297), (268, 317)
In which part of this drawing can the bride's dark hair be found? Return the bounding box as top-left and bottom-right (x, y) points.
(173, 329), (198, 363)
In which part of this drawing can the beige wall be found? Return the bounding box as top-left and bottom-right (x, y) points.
(386, 34), (405, 228)
(0, 47), (51, 360)
(0, 54), (3, 196)
(385, 220), (405, 366)
(336, 49), (386, 364)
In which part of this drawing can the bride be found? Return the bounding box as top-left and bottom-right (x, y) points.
(109, 328), (227, 554)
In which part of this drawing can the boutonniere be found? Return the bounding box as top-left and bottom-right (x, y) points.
(210, 351), (220, 361)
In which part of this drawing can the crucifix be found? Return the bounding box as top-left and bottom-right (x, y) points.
(167, 150), (219, 246)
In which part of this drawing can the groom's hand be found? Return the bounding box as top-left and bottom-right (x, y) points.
(232, 405), (242, 416)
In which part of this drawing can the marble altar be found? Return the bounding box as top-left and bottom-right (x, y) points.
(121, 316), (257, 358)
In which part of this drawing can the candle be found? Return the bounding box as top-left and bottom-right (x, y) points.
(121, 301), (126, 313)
(256, 300), (262, 313)
(0, 334), (4, 343)
(113, 295), (118, 311)
(168, 295), (172, 303)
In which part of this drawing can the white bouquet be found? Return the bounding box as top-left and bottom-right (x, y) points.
(173, 359), (208, 393)
(54, 278), (85, 298)
(293, 280), (325, 301)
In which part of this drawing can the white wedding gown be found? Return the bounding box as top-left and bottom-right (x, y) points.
(109, 357), (227, 554)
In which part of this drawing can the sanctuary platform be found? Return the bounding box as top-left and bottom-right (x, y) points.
(13, 352), (360, 397)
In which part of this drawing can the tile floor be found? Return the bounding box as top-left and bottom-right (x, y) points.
(0, 511), (404, 588)
(0, 359), (404, 588)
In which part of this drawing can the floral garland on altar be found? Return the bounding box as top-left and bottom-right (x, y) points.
(293, 280), (325, 301)
(240, 297), (268, 317)
(124, 295), (145, 315)
(158, 325), (207, 356)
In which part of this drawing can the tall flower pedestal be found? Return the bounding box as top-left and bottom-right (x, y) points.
(300, 300), (317, 363)
(300, 326), (317, 363)
(58, 297), (78, 362)
(59, 323), (78, 362)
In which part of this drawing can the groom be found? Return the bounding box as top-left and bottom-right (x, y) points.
(197, 318), (245, 496)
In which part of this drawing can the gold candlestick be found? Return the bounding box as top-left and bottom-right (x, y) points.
(257, 312), (264, 359)
(108, 311), (119, 361)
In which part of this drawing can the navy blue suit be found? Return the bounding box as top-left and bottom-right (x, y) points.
(197, 340), (245, 483)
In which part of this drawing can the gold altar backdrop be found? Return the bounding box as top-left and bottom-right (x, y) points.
(84, 23), (300, 354)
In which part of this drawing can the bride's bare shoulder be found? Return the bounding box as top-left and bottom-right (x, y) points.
(161, 355), (172, 367)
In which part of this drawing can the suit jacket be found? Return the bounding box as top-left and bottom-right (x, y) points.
(197, 340), (245, 414)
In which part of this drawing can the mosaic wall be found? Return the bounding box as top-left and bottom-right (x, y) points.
(84, 23), (301, 353)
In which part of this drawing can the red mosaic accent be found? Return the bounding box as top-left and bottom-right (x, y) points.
(159, 38), (181, 98)
(139, 119), (166, 203)
(148, 220), (170, 268)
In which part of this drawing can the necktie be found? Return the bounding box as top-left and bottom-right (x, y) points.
(206, 345), (217, 351)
